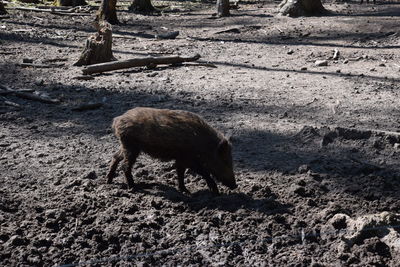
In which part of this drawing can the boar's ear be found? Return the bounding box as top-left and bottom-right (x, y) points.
(225, 130), (233, 142)
(217, 138), (230, 155)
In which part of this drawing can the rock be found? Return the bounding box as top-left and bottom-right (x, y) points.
(344, 212), (400, 246)
(298, 164), (310, 174)
(315, 60), (328, 66)
(300, 67), (307, 71)
(287, 49), (294, 55)
(291, 184), (306, 197)
(27, 255), (41, 265)
(45, 209), (66, 221)
(322, 211), (400, 254)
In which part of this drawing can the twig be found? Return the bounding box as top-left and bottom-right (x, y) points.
(0, 89), (34, 95)
(4, 100), (21, 108)
(8, 7), (91, 16)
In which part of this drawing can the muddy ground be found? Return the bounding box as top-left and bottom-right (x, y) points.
(1, 1), (400, 266)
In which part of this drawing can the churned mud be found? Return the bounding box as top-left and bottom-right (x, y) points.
(1, 1), (400, 266)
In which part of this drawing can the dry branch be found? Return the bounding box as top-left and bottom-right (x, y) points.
(0, 85), (60, 104)
(18, 63), (65, 68)
(82, 54), (201, 75)
(0, 89), (34, 95)
(4, 100), (21, 108)
(8, 6), (91, 16)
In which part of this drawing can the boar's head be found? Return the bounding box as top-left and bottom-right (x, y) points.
(209, 138), (237, 189)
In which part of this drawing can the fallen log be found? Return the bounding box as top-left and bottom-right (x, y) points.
(82, 54), (201, 75)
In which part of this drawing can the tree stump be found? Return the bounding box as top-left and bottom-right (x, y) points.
(0, 1), (7, 15)
(278, 0), (327, 17)
(217, 0), (230, 17)
(74, 21), (116, 66)
(129, 0), (155, 13)
(54, 0), (87, 6)
(97, 0), (119, 25)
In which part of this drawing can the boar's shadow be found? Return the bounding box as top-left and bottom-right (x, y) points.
(138, 183), (291, 214)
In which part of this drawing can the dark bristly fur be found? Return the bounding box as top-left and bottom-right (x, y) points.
(106, 107), (237, 194)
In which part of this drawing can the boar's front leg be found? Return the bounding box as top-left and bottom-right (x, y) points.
(176, 161), (190, 194)
(203, 174), (219, 194)
(122, 149), (139, 189)
(193, 164), (219, 194)
(106, 149), (124, 184)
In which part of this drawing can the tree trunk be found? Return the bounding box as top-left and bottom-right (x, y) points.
(0, 1), (7, 15)
(217, 0), (230, 17)
(54, 0), (87, 6)
(97, 0), (119, 25)
(129, 0), (155, 13)
(74, 21), (116, 66)
(278, 0), (327, 17)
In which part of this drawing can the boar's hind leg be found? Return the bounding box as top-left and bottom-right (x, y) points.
(122, 149), (139, 189)
(106, 149), (124, 184)
(176, 161), (190, 194)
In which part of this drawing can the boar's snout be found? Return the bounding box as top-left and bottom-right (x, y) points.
(221, 175), (237, 190)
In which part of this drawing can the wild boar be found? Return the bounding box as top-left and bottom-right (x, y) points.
(106, 107), (237, 194)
